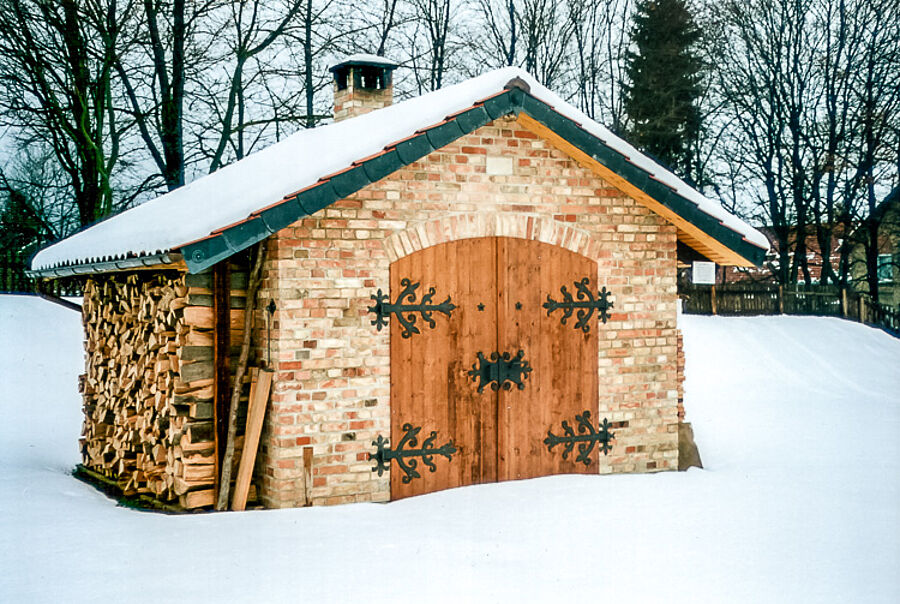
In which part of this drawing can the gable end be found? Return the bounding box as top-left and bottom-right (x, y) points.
(180, 86), (763, 274)
(29, 77), (764, 279)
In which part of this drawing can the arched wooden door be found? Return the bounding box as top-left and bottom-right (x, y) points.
(389, 237), (599, 500)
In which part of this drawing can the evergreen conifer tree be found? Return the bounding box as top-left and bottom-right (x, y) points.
(623, 0), (703, 183)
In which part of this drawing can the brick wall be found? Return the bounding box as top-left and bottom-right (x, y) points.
(256, 116), (681, 507)
(333, 83), (394, 122)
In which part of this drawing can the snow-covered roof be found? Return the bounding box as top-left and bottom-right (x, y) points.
(30, 67), (768, 276)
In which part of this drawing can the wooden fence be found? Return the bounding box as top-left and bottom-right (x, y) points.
(860, 295), (900, 333)
(680, 282), (898, 336)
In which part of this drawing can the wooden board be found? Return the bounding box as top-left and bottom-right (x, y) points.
(232, 368), (272, 511)
(389, 237), (599, 500)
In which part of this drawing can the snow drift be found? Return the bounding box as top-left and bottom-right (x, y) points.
(1, 296), (898, 602)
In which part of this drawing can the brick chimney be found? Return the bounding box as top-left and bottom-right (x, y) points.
(330, 54), (399, 122)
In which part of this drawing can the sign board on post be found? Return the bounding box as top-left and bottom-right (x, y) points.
(692, 261), (716, 285)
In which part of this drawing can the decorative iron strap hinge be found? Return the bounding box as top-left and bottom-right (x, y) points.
(543, 277), (613, 333)
(544, 410), (614, 465)
(468, 350), (533, 393)
(368, 278), (456, 338)
(370, 424), (457, 483)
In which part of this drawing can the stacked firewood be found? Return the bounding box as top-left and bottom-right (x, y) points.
(79, 270), (248, 509)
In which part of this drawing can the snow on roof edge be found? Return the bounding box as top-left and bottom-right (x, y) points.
(31, 67), (767, 273)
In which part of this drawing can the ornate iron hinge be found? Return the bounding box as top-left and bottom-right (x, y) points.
(468, 350), (533, 393)
(544, 410), (614, 466)
(368, 278), (456, 338)
(543, 277), (613, 333)
(370, 424), (457, 483)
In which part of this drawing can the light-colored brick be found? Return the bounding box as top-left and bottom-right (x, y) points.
(255, 118), (682, 507)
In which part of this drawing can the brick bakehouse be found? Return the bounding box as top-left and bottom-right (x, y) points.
(29, 56), (768, 510)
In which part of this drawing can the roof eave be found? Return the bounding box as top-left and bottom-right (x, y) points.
(27, 252), (186, 279)
(511, 99), (767, 267)
(180, 91), (521, 273)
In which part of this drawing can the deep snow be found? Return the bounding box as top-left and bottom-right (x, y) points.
(1, 295), (898, 603)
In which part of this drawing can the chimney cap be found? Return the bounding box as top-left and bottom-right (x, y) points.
(329, 54), (399, 74)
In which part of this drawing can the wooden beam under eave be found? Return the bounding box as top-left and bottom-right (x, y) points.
(515, 113), (756, 268)
(676, 228), (738, 265)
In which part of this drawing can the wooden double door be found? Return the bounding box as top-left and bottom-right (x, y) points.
(390, 237), (599, 500)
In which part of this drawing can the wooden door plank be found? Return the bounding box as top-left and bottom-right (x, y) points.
(498, 238), (599, 480)
(451, 237), (498, 487)
(389, 238), (498, 499)
(496, 238), (510, 480)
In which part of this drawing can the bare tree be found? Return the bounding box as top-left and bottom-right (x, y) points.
(115, 0), (223, 191)
(518, 0), (572, 88)
(805, 0), (857, 288)
(405, 0), (454, 92)
(199, 0), (305, 171)
(849, 0), (900, 300)
(234, 0), (344, 130)
(375, 0), (403, 54)
(567, 0), (631, 130)
(470, 0), (517, 68)
(337, 0), (407, 58)
(0, 145), (76, 244)
(712, 0), (818, 285)
(712, 0), (900, 294)
(0, 0), (133, 226)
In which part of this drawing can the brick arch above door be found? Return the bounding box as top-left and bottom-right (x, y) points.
(381, 213), (602, 263)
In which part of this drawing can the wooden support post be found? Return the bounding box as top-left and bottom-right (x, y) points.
(859, 295), (867, 324)
(841, 287), (848, 318)
(710, 284), (717, 315)
(303, 446), (314, 506)
(212, 262), (231, 498)
(216, 243), (266, 511)
(232, 368), (273, 511)
(777, 284), (784, 314)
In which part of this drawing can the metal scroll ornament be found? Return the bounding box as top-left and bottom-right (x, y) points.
(543, 277), (613, 333)
(468, 350), (533, 393)
(368, 278), (456, 338)
(544, 410), (614, 466)
(370, 424), (457, 483)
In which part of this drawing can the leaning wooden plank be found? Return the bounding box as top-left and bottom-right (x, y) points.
(231, 368), (273, 511)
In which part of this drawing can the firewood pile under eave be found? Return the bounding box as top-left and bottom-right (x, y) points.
(79, 271), (250, 510)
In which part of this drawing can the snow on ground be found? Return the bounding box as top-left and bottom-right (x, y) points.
(1, 295), (898, 603)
